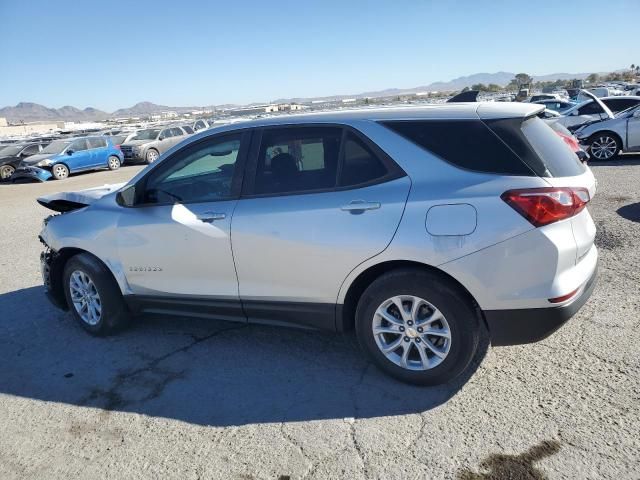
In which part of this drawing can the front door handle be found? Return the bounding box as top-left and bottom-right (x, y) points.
(197, 212), (226, 223)
(341, 200), (381, 213)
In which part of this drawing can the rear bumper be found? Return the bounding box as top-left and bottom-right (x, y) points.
(484, 263), (597, 346)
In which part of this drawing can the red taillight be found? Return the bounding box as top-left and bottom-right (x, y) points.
(557, 132), (579, 152)
(115, 144), (122, 150)
(501, 187), (590, 227)
(549, 288), (579, 303)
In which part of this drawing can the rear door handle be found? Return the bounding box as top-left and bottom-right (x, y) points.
(197, 212), (226, 223)
(341, 200), (381, 213)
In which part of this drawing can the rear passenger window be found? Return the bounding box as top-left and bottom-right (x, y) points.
(87, 138), (107, 149)
(383, 120), (532, 175)
(253, 127), (341, 195)
(339, 132), (388, 186)
(182, 126), (194, 134)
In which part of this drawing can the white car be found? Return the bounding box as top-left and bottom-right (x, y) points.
(37, 103), (598, 385)
(555, 97), (614, 129)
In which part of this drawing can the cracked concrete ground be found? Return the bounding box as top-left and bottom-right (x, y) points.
(0, 158), (638, 479)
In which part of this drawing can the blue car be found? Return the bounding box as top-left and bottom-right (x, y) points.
(13, 136), (124, 181)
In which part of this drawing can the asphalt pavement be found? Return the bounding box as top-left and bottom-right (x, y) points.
(0, 159), (638, 479)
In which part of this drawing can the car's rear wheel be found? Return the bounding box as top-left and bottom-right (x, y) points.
(52, 164), (69, 180)
(355, 268), (481, 385)
(107, 155), (121, 170)
(63, 253), (129, 336)
(0, 165), (15, 180)
(589, 133), (620, 161)
(145, 149), (159, 164)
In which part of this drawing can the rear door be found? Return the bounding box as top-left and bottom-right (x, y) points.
(627, 112), (640, 150)
(86, 137), (109, 167)
(231, 125), (410, 329)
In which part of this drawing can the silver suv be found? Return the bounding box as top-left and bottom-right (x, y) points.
(120, 126), (193, 164)
(38, 104), (597, 385)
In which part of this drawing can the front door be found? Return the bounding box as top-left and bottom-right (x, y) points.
(65, 138), (92, 171)
(116, 131), (250, 320)
(231, 126), (410, 329)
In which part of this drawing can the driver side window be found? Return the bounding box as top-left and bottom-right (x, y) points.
(142, 134), (243, 205)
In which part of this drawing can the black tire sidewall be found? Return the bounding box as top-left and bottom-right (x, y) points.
(62, 253), (128, 335)
(355, 269), (480, 385)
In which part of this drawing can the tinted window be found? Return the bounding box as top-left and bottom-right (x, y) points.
(160, 129), (173, 139)
(253, 127), (341, 195)
(87, 137), (107, 149)
(577, 101), (603, 115)
(182, 125), (194, 134)
(171, 127), (185, 137)
(69, 139), (89, 152)
(383, 120), (532, 175)
(603, 98), (639, 113)
(143, 134), (243, 204)
(339, 132), (388, 186)
(21, 145), (40, 156)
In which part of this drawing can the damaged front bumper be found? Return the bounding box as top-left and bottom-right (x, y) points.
(13, 166), (53, 182)
(39, 243), (67, 310)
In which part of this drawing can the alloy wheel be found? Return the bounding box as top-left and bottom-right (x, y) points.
(372, 295), (451, 371)
(69, 270), (102, 326)
(590, 136), (618, 160)
(108, 156), (120, 169)
(54, 165), (68, 178)
(146, 150), (158, 163)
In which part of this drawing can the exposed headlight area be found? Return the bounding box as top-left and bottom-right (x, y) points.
(35, 159), (53, 167)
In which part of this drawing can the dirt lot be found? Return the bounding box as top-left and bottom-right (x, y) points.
(0, 159), (638, 480)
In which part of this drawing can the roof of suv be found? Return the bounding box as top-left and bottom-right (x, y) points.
(212, 103), (544, 131)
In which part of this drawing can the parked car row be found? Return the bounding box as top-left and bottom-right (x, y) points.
(0, 121), (202, 182)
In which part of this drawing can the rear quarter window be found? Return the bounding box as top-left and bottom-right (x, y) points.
(382, 120), (533, 175)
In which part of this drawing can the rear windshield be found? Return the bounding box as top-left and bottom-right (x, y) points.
(383, 117), (585, 178)
(487, 117), (586, 177)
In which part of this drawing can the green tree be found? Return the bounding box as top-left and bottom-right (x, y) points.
(470, 83), (487, 91)
(514, 73), (533, 87)
(586, 73), (599, 84)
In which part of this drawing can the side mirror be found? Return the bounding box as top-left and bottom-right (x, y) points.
(634, 110), (640, 118)
(116, 184), (136, 207)
(66, 149), (74, 155)
(158, 136), (164, 141)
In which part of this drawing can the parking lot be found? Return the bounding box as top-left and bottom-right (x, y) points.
(0, 159), (638, 479)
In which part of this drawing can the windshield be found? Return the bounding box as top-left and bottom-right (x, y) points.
(132, 129), (160, 141)
(41, 140), (70, 154)
(0, 145), (23, 156)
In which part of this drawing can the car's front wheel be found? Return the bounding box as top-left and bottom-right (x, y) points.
(51, 163), (69, 180)
(145, 149), (159, 164)
(0, 165), (15, 180)
(588, 133), (621, 161)
(107, 155), (121, 170)
(63, 253), (129, 335)
(355, 268), (481, 385)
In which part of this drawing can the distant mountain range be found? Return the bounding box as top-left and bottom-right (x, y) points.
(0, 70), (611, 123)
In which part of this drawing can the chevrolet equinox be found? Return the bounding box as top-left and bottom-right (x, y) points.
(38, 104), (598, 385)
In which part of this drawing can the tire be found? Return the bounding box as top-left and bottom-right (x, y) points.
(145, 149), (159, 164)
(51, 163), (70, 180)
(588, 133), (621, 161)
(62, 253), (129, 336)
(355, 268), (481, 386)
(0, 165), (15, 181)
(107, 155), (121, 171)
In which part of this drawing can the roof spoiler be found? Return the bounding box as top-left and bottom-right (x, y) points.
(447, 90), (480, 103)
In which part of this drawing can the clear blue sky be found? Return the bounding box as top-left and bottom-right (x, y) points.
(0, 0), (637, 111)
